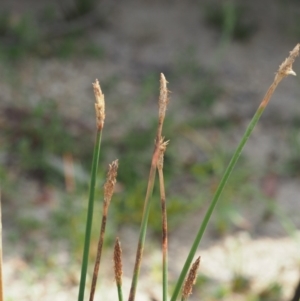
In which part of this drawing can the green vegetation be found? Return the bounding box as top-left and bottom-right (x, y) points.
(257, 282), (282, 301)
(63, 0), (99, 20)
(284, 129), (300, 176)
(203, 2), (258, 41)
(2, 102), (74, 185)
(0, 4), (104, 60)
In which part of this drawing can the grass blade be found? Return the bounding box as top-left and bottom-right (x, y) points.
(170, 44), (300, 301)
(78, 79), (105, 301)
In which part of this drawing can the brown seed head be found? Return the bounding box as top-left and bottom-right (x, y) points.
(276, 43), (300, 80)
(114, 237), (123, 285)
(157, 137), (169, 170)
(104, 160), (118, 206)
(93, 79), (105, 130)
(159, 73), (169, 121)
(182, 256), (201, 299)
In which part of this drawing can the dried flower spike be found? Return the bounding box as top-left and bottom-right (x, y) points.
(93, 79), (105, 130)
(114, 237), (123, 285)
(260, 44), (300, 109)
(182, 257), (201, 299)
(157, 137), (169, 170)
(276, 43), (300, 79)
(159, 73), (169, 123)
(104, 160), (119, 207)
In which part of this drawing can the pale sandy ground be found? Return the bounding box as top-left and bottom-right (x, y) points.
(1, 0), (300, 300)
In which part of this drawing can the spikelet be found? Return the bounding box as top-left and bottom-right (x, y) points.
(276, 43), (300, 79)
(104, 160), (119, 207)
(93, 79), (105, 130)
(159, 73), (169, 122)
(182, 257), (201, 299)
(157, 137), (169, 170)
(114, 237), (123, 285)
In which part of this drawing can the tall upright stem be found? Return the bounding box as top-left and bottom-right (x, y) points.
(170, 43), (300, 301)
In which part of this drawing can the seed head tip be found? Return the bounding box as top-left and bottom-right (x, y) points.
(93, 79), (105, 130)
(114, 237), (123, 285)
(277, 43), (300, 79)
(159, 74), (169, 121)
(182, 256), (201, 298)
(104, 160), (118, 205)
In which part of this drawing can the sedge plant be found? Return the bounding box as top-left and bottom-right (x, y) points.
(128, 73), (170, 301)
(77, 79), (105, 301)
(170, 44), (300, 301)
(76, 44), (300, 301)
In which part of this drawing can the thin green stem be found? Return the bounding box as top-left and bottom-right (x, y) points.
(78, 130), (102, 301)
(117, 284), (124, 301)
(170, 106), (265, 301)
(129, 73), (169, 301)
(175, 44), (299, 300)
(128, 152), (158, 301)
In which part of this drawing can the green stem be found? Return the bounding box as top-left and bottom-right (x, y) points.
(78, 130), (102, 301)
(170, 106), (265, 301)
(117, 284), (124, 301)
(128, 162), (157, 301)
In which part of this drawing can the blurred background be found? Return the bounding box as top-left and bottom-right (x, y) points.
(1, 0), (300, 300)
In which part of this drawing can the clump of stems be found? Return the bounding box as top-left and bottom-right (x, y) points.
(128, 73), (169, 301)
(75, 44), (299, 301)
